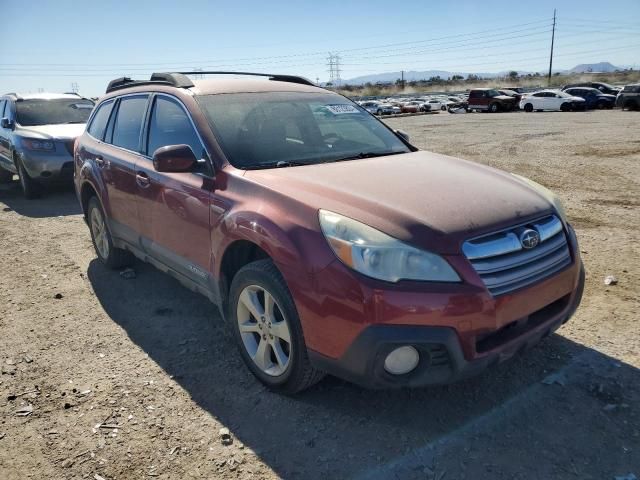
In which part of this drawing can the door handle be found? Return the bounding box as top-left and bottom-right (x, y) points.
(136, 171), (151, 188)
(95, 155), (105, 167)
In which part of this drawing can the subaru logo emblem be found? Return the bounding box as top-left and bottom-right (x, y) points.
(520, 229), (540, 249)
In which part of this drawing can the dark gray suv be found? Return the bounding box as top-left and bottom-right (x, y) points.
(0, 92), (94, 198)
(616, 83), (640, 110)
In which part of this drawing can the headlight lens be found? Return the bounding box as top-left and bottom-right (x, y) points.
(512, 174), (567, 221)
(318, 210), (460, 283)
(21, 138), (55, 151)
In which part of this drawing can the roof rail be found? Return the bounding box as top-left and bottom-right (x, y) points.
(176, 71), (316, 86)
(105, 73), (195, 94)
(105, 71), (315, 94)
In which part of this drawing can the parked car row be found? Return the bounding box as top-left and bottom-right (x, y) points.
(357, 94), (467, 115)
(0, 72), (586, 394)
(355, 81), (637, 115)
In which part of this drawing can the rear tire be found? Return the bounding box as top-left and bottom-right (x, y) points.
(524, 103), (533, 112)
(87, 197), (133, 269)
(0, 168), (13, 184)
(16, 156), (41, 199)
(229, 259), (324, 394)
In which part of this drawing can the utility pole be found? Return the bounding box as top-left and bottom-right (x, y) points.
(401, 70), (405, 90)
(548, 9), (556, 86)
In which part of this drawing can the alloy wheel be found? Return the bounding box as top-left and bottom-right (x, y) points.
(236, 285), (292, 376)
(90, 207), (110, 259)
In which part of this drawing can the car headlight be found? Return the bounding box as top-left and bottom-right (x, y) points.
(512, 174), (567, 221)
(21, 138), (55, 151)
(318, 210), (460, 283)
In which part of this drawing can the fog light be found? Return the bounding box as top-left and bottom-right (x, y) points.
(384, 346), (419, 375)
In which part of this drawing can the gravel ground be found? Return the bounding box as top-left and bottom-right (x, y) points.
(1, 109), (639, 480)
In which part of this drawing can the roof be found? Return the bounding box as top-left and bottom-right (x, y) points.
(3, 92), (85, 101)
(104, 72), (327, 96)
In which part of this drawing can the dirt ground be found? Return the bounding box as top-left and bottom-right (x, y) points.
(1, 109), (638, 480)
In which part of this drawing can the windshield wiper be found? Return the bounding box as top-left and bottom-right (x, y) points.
(242, 160), (313, 170)
(328, 151), (405, 163)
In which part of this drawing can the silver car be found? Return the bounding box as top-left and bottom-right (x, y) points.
(359, 100), (401, 116)
(0, 92), (94, 198)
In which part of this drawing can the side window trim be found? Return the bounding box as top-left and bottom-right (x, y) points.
(143, 93), (213, 176)
(105, 98), (120, 145)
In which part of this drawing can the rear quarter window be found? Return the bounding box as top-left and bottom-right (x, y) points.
(87, 100), (114, 141)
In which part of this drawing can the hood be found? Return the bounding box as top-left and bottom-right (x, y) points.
(17, 123), (86, 140)
(244, 151), (554, 254)
(493, 95), (515, 101)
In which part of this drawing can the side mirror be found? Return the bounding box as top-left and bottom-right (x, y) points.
(1, 117), (14, 130)
(395, 129), (410, 143)
(152, 144), (197, 173)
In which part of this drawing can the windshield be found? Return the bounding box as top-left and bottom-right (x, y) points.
(487, 90), (502, 97)
(16, 98), (94, 126)
(197, 92), (410, 169)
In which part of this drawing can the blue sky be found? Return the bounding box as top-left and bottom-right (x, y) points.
(1, 0), (638, 96)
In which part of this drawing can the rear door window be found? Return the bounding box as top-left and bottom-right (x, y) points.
(111, 95), (148, 152)
(87, 100), (114, 141)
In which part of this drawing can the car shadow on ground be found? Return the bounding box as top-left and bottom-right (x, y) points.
(87, 259), (640, 479)
(0, 180), (81, 217)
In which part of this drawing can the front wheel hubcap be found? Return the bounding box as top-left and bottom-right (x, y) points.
(237, 285), (292, 377)
(90, 207), (110, 259)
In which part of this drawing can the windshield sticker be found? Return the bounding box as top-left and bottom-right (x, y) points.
(325, 104), (360, 115)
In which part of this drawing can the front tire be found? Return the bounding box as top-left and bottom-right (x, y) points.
(489, 102), (499, 113)
(16, 157), (41, 199)
(560, 102), (570, 112)
(87, 197), (132, 269)
(229, 259), (324, 394)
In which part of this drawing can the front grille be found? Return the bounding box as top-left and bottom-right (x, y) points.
(462, 215), (571, 296)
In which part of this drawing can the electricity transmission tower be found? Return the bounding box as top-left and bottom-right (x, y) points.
(327, 52), (341, 86)
(70, 82), (79, 93)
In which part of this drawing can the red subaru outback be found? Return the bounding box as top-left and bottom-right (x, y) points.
(74, 72), (584, 393)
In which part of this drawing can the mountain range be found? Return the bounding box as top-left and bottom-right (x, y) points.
(342, 62), (624, 85)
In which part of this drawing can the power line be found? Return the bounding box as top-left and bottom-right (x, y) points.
(0, 19), (554, 68)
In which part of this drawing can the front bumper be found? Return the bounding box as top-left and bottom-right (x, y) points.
(17, 147), (75, 183)
(309, 264), (584, 388)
